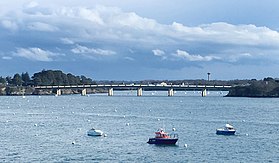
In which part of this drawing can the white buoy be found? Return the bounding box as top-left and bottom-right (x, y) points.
(114, 109), (117, 112)
(72, 111), (75, 114)
(246, 133), (249, 136)
(123, 115), (126, 118)
(126, 123), (130, 126)
(157, 118), (160, 121)
(87, 119), (91, 122)
(184, 144), (188, 148)
(97, 114), (100, 116)
(104, 134), (107, 137)
(34, 124), (38, 126)
(242, 120), (246, 122)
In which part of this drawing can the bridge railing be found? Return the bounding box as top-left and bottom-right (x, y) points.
(34, 84), (231, 89)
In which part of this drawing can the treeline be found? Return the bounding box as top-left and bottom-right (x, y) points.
(97, 79), (253, 86)
(0, 70), (95, 86)
(227, 77), (279, 97)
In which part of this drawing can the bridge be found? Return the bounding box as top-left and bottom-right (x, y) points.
(35, 84), (232, 97)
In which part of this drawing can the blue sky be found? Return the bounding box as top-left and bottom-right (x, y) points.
(1, 0), (279, 80)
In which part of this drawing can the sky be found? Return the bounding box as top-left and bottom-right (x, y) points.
(1, 0), (279, 80)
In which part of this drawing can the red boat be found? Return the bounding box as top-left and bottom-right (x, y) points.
(147, 128), (178, 145)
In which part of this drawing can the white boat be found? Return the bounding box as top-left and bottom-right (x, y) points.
(87, 128), (104, 136)
(216, 124), (236, 135)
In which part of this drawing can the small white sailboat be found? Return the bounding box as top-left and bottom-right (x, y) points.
(87, 128), (104, 136)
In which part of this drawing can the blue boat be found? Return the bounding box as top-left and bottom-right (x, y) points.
(147, 128), (178, 145)
(216, 124), (236, 135)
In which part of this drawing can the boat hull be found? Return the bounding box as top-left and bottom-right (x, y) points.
(87, 130), (103, 136)
(216, 130), (236, 135)
(147, 138), (178, 145)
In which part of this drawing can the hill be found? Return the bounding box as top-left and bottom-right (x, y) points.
(226, 77), (279, 97)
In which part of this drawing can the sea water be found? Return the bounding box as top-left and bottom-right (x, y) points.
(0, 91), (278, 162)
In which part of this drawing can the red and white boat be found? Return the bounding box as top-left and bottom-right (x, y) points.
(147, 128), (178, 145)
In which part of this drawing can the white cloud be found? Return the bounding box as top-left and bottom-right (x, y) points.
(173, 50), (220, 62)
(124, 57), (135, 61)
(170, 22), (279, 47)
(228, 53), (252, 62)
(1, 3), (279, 66)
(152, 49), (165, 56)
(1, 20), (18, 31)
(25, 1), (39, 8)
(78, 7), (104, 25)
(27, 22), (59, 32)
(71, 45), (116, 57)
(152, 49), (167, 60)
(61, 38), (75, 45)
(13, 48), (62, 61)
(2, 56), (12, 60)
(2, 3), (279, 48)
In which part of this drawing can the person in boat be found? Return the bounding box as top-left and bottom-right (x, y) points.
(170, 128), (178, 138)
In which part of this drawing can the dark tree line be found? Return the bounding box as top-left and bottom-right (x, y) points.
(0, 70), (95, 86)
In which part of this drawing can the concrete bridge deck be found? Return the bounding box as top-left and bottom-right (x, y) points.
(35, 84), (231, 96)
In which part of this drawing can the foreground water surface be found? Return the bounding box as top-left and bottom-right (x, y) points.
(0, 91), (278, 162)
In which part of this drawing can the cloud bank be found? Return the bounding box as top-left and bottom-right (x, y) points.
(1, 1), (279, 79)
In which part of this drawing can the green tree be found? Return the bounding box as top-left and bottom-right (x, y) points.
(21, 72), (31, 86)
(12, 73), (22, 86)
(0, 76), (6, 85)
(33, 77), (42, 86)
(81, 75), (93, 84)
(6, 76), (12, 85)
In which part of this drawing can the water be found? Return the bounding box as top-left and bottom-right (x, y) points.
(0, 91), (278, 162)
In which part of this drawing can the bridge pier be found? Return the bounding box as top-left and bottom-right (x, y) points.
(108, 88), (113, 96)
(202, 89), (207, 97)
(56, 89), (61, 96)
(81, 89), (87, 96)
(168, 88), (174, 96)
(137, 88), (143, 96)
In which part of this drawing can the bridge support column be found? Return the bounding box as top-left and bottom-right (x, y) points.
(137, 87), (143, 96)
(202, 89), (207, 97)
(168, 88), (174, 96)
(56, 89), (61, 96)
(108, 88), (113, 96)
(81, 89), (87, 96)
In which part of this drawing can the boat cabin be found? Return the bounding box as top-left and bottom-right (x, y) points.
(155, 129), (170, 138)
(225, 124), (235, 130)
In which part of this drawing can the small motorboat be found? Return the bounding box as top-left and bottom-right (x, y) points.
(147, 128), (178, 145)
(87, 128), (104, 136)
(216, 124), (236, 135)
